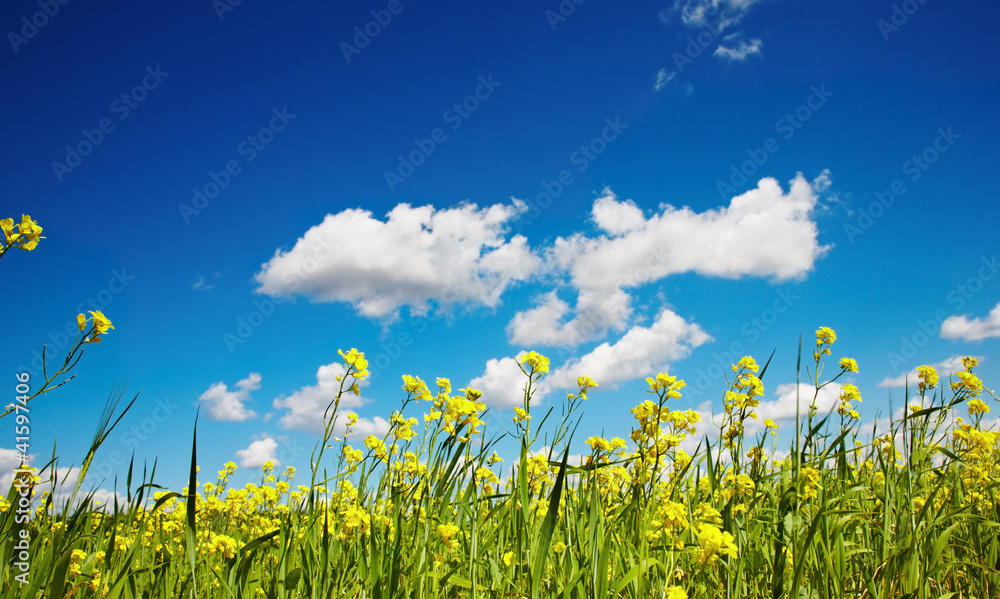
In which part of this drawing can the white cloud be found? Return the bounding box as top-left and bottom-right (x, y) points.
(755, 382), (842, 423)
(506, 288), (632, 347)
(654, 68), (676, 91)
(236, 436), (280, 469)
(192, 272), (220, 291)
(254, 202), (539, 319)
(546, 308), (711, 391)
(0, 455), (123, 511)
(273, 362), (369, 434)
(591, 192), (647, 236)
(714, 35), (763, 61)
(198, 373), (261, 421)
(941, 302), (1000, 341)
(878, 355), (982, 388)
(469, 356), (541, 409)
(551, 176), (830, 292)
(669, 0), (765, 64)
(672, 0), (762, 30)
(0, 446), (27, 495)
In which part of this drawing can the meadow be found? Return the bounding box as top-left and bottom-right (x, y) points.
(2, 215), (998, 598)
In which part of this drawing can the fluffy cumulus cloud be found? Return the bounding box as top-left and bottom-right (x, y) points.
(198, 373), (261, 421)
(546, 309), (712, 391)
(506, 288), (633, 347)
(254, 202), (539, 319)
(940, 302), (1000, 341)
(507, 178), (828, 348)
(273, 362), (368, 434)
(551, 177), (829, 292)
(236, 436), (280, 469)
(469, 356), (540, 409)
(754, 382), (843, 423)
(878, 355), (982, 388)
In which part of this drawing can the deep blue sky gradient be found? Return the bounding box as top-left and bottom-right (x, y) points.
(2, 0), (999, 493)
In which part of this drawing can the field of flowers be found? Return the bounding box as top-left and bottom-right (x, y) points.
(2, 215), (999, 598)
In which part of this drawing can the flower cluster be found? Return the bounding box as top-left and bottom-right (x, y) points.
(0, 214), (44, 255)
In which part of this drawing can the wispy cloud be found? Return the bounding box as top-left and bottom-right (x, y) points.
(714, 34), (763, 61)
(192, 272), (221, 291)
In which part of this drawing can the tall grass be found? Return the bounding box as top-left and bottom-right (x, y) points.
(2, 333), (998, 598)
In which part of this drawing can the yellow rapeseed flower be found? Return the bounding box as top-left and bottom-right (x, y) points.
(338, 348), (369, 379)
(916, 365), (939, 392)
(437, 523), (460, 550)
(694, 524), (737, 566)
(839, 357), (858, 373)
(664, 587), (688, 599)
(519, 351), (550, 375)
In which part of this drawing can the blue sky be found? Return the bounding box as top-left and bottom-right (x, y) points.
(3, 0), (999, 497)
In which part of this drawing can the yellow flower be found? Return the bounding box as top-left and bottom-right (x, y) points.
(694, 524), (737, 566)
(338, 348), (369, 379)
(951, 371), (984, 397)
(513, 407), (531, 424)
(585, 436), (613, 452)
(962, 356), (978, 370)
(436, 377), (451, 394)
(77, 311), (114, 343)
(0, 218), (16, 247)
(839, 357), (858, 373)
(576, 375), (598, 398)
(815, 326), (836, 346)
(437, 523), (460, 549)
(401, 375), (433, 400)
(364, 436), (388, 462)
(91, 311), (114, 334)
(733, 356), (759, 373)
(968, 398), (990, 416)
(552, 541), (567, 553)
(502, 550), (514, 566)
(519, 351), (550, 375)
(916, 365), (938, 392)
(664, 586), (688, 599)
(17, 215), (43, 250)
